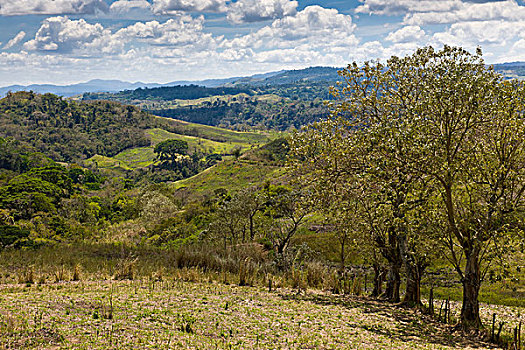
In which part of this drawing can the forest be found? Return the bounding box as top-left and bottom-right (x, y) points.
(0, 46), (523, 349)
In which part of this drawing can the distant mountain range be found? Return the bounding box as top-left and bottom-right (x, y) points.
(2, 63), (524, 97)
(0, 71), (285, 97)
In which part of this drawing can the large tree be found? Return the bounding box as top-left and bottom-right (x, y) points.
(292, 46), (525, 329)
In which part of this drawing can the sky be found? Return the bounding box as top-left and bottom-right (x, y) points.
(1, 0), (525, 86)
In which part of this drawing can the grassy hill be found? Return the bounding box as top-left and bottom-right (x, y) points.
(86, 123), (277, 171)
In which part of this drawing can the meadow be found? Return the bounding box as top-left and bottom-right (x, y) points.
(1, 275), (520, 349)
(0, 244), (522, 349)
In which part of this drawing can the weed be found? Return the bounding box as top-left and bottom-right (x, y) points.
(72, 264), (82, 281)
(114, 258), (136, 280)
(54, 265), (67, 283)
(17, 266), (35, 285)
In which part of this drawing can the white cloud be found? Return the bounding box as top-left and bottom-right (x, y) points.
(356, 0), (461, 16)
(405, 0), (525, 25)
(109, 0), (152, 14)
(115, 15), (218, 49)
(217, 6), (365, 69)
(432, 20), (525, 46)
(3, 31), (26, 50)
(227, 0), (297, 24)
(23, 15), (219, 57)
(224, 6), (356, 50)
(386, 25), (425, 43)
(0, 0), (108, 16)
(23, 16), (121, 54)
(151, 0), (228, 14)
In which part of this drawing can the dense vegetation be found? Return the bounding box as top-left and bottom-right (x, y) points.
(151, 98), (327, 131)
(291, 46), (525, 329)
(83, 85), (255, 102)
(0, 91), (152, 162)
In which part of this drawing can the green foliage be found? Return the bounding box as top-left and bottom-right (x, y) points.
(83, 84), (255, 101)
(0, 137), (30, 173)
(0, 225), (30, 248)
(0, 91), (152, 162)
(291, 45), (525, 327)
(151, 98), (327, 131)
(257, 137), (289, 162)
(154, 139), (189, 161)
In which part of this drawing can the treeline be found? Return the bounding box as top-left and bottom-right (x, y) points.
(0, 92), (152, 162)
(83, 85), (255, 102)
(151, 99), (328, 131)
(239, 66), (341, 86)
(250, 82), (334, 101)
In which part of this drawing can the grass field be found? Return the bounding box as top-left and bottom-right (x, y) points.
(1, 279), (519, 350)
(156, 118), (278, 144)
(172, 158), (286, 192)
(85, 123), (277, 171)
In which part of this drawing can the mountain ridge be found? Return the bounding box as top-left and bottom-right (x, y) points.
(2, 62), (524, 97)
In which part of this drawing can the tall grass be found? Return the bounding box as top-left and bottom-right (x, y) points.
(0, 242), (353, 293)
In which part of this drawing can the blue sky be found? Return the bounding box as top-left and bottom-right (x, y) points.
(1, 0), (525, 85)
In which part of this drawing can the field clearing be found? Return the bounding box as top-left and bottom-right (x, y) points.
(84, 124), (276, 171)
(0, 279), (513, 350)
(131, 93), (283, 109)
(172, 159), (286, 192)
(84, 155), (132, 170)
(145, 128), (251, 153)
(156, 118), (278, 144)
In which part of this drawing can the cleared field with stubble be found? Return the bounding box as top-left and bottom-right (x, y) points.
(0, 279), (515, 350)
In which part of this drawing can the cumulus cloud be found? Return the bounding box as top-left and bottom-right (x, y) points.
(405, 0), (525, 25)
(115, 15), (218, 49)
(0, 0), (108, 16)
(225, 6), (356, 50)
(356, 0), (461, 16)
(217, 6), (364, 69)
(432, 20), (525, 46)
(386, 26), (425, 43)
(109, 0), (152, 14)
(3, 31), (26, 50)
(227, 0), (297, 24)
(23, 14), (219, 56)
(151, 0), (228, 14)
(23, 17), (119, 54)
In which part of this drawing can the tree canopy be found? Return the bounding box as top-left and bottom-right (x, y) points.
(291, 45), (525, 329)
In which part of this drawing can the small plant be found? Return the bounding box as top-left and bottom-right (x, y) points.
(72, 264), (82, 281)
(177, 313), (196, 334)
(54, 265), (68, 283)
(239, 258), (256, 286)
(17, 266), (35, 285)
(114, 258), (136, 280)
(0, 313), (16, 334)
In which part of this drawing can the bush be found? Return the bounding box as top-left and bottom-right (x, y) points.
(0, 225), (30, 248)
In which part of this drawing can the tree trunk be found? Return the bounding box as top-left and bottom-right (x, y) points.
(371, 262), (382, 297)
(403, 261), (422, 307)
(249, 215), (255, 241)
(399, 234), (424, 307)
(461, 246), (483, 329)
(384, 263), (401, 302)
(340, 236), (346, 273)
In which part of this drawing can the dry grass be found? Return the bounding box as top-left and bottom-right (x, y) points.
(0, 279), (515, 350)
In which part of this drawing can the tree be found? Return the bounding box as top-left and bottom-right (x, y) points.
(262, 185), (308, 256)
(154, 139), (189, 164)
(294, 45), (525, 329)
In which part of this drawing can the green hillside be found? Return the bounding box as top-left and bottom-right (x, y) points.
(86, 125), (275, 171)
(172, 158), (286, 193)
